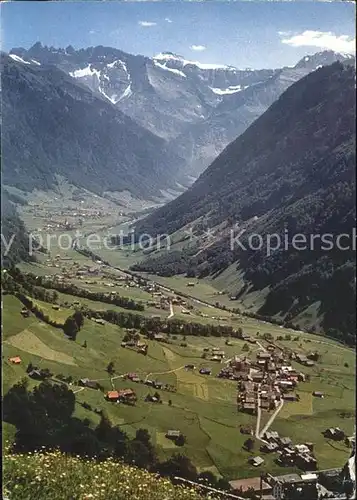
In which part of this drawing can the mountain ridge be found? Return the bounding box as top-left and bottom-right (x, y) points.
(132, 62), (356, 343)
(10, 44), (354, 178)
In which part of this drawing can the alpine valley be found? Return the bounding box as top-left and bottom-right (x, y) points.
(1, 39), (356, 500)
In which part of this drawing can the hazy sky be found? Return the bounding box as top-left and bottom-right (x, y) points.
(1, 1), (355, 69)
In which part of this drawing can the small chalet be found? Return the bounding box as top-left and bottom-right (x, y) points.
(199, 368), (211, 375)
(95, 318), (105, 325)
(252, 372), (264, 383)
(278, 437), (293, 448)
(79, 378), (99, 389)
(260, 442), (278, 453)
(324, 427), (345, 441)
(249, 456), (264, 467)
(28, 369), (44, 380)
(345, 436), (355, 448)
(166, 430), (181, 439)
(257, 351), (271, 360)
(283, 393), (298, 402)
(295, 354), (308, 365)
(9, 356), (22, 364)
(229, 477), (272, 495)
(264, 431), (279, 442)
(313, 391), (324, 398)
(153, 334), (165, 341)
(20, 308), (30, 317)
(185, 364), (195, 370)
(105, 389), (136, 402)
(52, 305), (60, 310)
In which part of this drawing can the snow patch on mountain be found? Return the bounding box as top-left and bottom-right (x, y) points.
(31, 59), (41, 66)
(153, 60), (187, 78)
(153, 52), (236, 71)
(107, 59), (128, 73)
(209, 84), (247, 95)
(118, 84), (132, 101)
(69, 65), (100, 79)
(9, 54), (31, 65)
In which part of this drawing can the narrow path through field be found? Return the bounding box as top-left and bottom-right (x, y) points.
(144, 365), (185, 382)
(256, 341), (267, 352)
(255, 385), (262, 439)
(258, 399), (284, 439)
(168, 302), (174, 319)
(72, 387), (85, 394)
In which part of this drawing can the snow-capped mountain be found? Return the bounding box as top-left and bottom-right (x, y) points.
(9, 44), (355, 179)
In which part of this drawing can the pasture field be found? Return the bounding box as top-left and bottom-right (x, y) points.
(2, 282), (355, 480)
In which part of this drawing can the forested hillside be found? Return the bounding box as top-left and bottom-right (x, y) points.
(133, 63), (356, 343)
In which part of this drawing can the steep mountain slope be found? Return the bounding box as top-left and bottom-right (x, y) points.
(10, 44), (353, 179)
(1, 53), (185, 199)
(1, 190), (32, 267)
(133, 63), (356, 342)
(174, 51), (355, 177)
(9, 44), (277, 142)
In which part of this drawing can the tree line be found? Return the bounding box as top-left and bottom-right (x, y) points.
(4, 267), (145, 312)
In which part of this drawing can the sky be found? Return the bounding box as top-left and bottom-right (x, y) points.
(1, 1), (355, 69)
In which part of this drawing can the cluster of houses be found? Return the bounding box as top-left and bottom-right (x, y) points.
(121, 339), (148, 355)
(235, 349), (307, 414)
(261, 431), (318, 470)
(203, 346), (226, 362)
(229, 471), (320, 499)
(323, 427), (354, 446)
(124, 372), (176, 393)
(105, 389), (137, 404)
(292, 352), (316, 367)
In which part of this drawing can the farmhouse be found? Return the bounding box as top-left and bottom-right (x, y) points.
(229, 477), (272, 495)
(249, 456), (264, 467)
(28, 369), (44, 380)
(166, 430), (181, 439)
(20, 308), (30, 317)
(264, 431), (279, 441)
(79, 378), (99, 389)
(94, 318), (105, 325)
(199, 368), (211, 375)
(345, 436), (355, 448)
(324, 427), (345, 440)
(283, 393), (298, 402)
(153, 334), (165, 341)
(185, 364), (195, 370)
(274, 473), (302, 486)
(257, 351), (271, 360)
(260, 442), (279, 453)
(278, 437), (293, 448)
(313, 391), (324, 398)
(52, 305), (60, 310)
(9, 356), (22, 364)
(252, 372), (264, 383)
(105, 389), (136, 402)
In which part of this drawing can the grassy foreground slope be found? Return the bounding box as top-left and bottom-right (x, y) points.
(3, 448), (215, 500)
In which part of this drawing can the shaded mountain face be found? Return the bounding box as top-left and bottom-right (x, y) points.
(133, 63), (356, 343)
(10, 44), (354, 179)
(1, 53), (186, 199)
(1, 190), (32, 267)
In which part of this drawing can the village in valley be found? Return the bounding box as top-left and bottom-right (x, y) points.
(3, 198), (356, 500)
